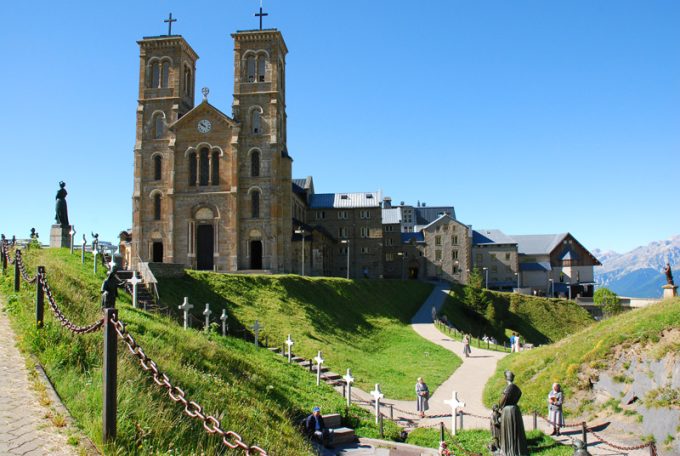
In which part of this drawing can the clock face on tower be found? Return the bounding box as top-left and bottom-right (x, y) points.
(197, 119), (212, 133)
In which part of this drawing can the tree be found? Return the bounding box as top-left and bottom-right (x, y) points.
(594, 288), (621, 317)
(485, 301), (497, 326)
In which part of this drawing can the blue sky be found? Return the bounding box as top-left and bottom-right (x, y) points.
(1, 1), (678, 253)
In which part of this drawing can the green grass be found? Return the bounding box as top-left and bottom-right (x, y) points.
(405, 428), (572, 455)
(1, 247), (408, 455)
(483, 297), (680, 416)
(441, 285), (594, 346)
(157, 272), (462, 399)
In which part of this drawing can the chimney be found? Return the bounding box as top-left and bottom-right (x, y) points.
(383, 197), (392, 208)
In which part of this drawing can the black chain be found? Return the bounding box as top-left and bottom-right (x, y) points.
(41, 275), (104, 334)
(16, 250), (37, 284)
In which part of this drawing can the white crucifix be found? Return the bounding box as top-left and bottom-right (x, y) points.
(252, 320), (262, 347)
(370, 384), (384, 424)
(81, 235), (86, 264)
(203, 303), (212, 332)
(127, 273), (142, 309)
(343, 368), (354, 407)
(178, 297), (193, 330)
(285, 334), (294, 363)
(220, 309), (229, 336)
(444, 390), (466, 435)
(313, 351), (325, 386)
(69, 227), (76, 254)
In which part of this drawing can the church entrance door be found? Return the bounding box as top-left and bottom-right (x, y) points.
(152, 242), (163, 263)
(250, 240), (263, 269)
(196, 225), (214, 270)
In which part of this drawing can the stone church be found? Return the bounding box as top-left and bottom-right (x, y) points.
(130, 27), (293, 272)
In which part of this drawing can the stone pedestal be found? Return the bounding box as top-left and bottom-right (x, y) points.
(50, 225), (71, 248)
(662, 284), (678, 299)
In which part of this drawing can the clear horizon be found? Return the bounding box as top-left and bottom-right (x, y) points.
(2, 1), (678, 253)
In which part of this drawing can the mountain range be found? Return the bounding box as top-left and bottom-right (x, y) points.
(593, 235), (680, 298)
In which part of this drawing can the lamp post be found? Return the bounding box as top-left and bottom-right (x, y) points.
(294, 227), (306, 276)
(548, 278), (554, 297)
(397, 252), (405, 280)
(341, 239), (350, 279)
(514, 272), (520, 290)
(567, 281), (572, 300)
(482, 267), (489, 289)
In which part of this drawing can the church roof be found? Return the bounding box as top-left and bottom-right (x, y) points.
(309, 192), (381, 209)
(511, 234), (568, 255)
(168, 99), (237, 131)
(473, 229), (517, 246)
(382, 208), (402, 225)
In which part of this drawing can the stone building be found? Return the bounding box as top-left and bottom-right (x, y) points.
(382, 207), (404, 278)
(472, 229), (520, 291)
(130, 28), (292, 272)
(419, 215), (471, 283)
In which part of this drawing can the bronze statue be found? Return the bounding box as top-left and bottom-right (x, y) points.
(55, 181), (69, 227)
(492, 370), (528, 456)
(488, 404), (502, 453)
(101, 253), (124, 308)
(664, 263), (674, 286)
(572, 439), (591, 456)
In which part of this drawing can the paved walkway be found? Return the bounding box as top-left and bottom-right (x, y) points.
(0, 302), (79, 456)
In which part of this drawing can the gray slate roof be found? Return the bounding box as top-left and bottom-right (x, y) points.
(382, 208), (402, 225)
(473, 229), (517, 246)
(511, 234), (568, 255)
(415, 206), (456, 224)
(309, 191), (381, 209)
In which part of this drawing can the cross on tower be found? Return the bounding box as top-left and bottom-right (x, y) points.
(255, 3), (268, 30)
(164, 13), (177, 35)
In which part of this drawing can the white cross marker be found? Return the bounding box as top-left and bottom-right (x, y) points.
(313, 351), (325, 386)
(81, 235), (86, 264)
(127, 273), (142, 309)
(93, 249), (98, 274)
(444, 390), (466, 435)
(285, 334), (294, 363)
(69, 227), (76, 254)
(252, 320), (262, 347)
(370, 384), (384, 424)
(220, 309), (229, 336)
(178, 297), (193, 330)
(343, 368), (354, 407)
(203, 303), (212, 332)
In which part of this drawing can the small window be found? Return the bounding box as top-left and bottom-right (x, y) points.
(385, 238), (393, 246)
(189, 152), (197, 186)
(360, 210), (370, 219)
(505, 253), (511, 261)
(153, 193), (161, 220)
(452, 235), (459, 245)
(360, 247), (370, 254)
(257, 55), (266, 82)
(211, 151), (220, 185)
(360, 227), (369, 238)
(184, 66), (192, 96)
(153, 155), (162, 180)
(452, 250), (459, 260)
(161, 62), (170, 88)
(154, 115), (164, 139)
(199, 148), (209, 186)
(151, 62), (160, 88)
(386, 253), (395, 262)
(251, 191), (260, 218)
(366, 194), (373, 199)
(339, 227), (348, 238)
(340, 194), (348, 200)
(246, 56), (256, 82)
(435, 235), (442, 246)
(337, 211), (348, 220)
(251, 151), (260, 177)
(252, 110), (261, 134)
(316, 211), (326, 220)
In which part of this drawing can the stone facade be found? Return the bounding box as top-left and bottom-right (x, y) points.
(420, 215), (471, 284)
(472, 229), (519, 290)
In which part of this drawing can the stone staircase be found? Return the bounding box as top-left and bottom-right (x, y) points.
(323, 413), (356, 445)
(116, 270), (159, 311)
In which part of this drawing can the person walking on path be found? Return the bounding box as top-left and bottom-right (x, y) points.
(415, 377), (430, 418)
(548, 383), (564, 436)
(462, 334), (471, 358)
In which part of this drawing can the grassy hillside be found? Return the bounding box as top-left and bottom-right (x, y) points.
(157, 272), (461, 399)
(483, 297), (680, 415)
(0, 248), (404, 455)
(441, 284), (594, 346)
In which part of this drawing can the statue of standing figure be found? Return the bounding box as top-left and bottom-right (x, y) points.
(490, 370), (528, 456)
(55, 181), (69, 227)
(664, 263), (674, 286)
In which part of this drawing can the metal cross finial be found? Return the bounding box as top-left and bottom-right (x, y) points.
(255, 3), (268, 30)
(164, 13), (177, 35)
(201, 87), (209, 100)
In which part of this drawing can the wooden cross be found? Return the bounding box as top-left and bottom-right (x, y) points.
(220, 309), (228, 336)
(178, 297), (193, 330)
(444, 390), (466, 435)
(370, 384), (384, 424)
(285, 334), (294, 363)
(164, 13), (177, 35)
(127, 274), (142, 309)
(203, 303), (212, 332)
(255, 3), (268, 30)
(343, 368), (354, 407)
(313, 351), (324, 386)
(252, 320), (262, 347)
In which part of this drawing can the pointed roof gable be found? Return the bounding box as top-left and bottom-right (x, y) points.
(421, 214), (462, 231)
(168, 100), (238, 131)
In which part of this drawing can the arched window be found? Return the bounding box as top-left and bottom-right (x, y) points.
(246, 56), (256, 82)
(251, 151), (260, 177)
(211, 151), (220, 185)
(151, 62), (160, 88)
(199, 148), (210, 186)
(251, 191), (260, 218)
(153, 155), (162, 180)
(257, 55), (266, 82)
(252, 110), (261, 134)
(161, 62), (170, 88)
(153, 193), (161, 220)
(184, 66), (192, 96)
(189, 152), (197, 186)
(154, 114), (164, 139)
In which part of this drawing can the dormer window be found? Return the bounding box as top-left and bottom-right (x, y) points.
(366, 194), (374, 199)
(340, 194), (348, 200)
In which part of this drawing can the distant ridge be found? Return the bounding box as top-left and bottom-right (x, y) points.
(594, 235), (680, 298)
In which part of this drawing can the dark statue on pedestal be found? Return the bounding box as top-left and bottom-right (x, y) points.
(664, 263), (674, 286)
(489, 370), (528, 456)
(55, 181), (69, 227)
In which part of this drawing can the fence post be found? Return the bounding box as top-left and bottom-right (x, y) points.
(35, 266), (45, 329)
(308, 359), (312, 372)
(1, 244), (6, 272)
(581, 421), (587, 446)
(342, 383), (346, 398)
(649, 442), (656, 456)
(532, 411), (537, 431)
(14, 250), (20, 291)
(439, 421), (445, 442)
(103, 308), (118, 442)
(379, 414), (384, 438)
(459, 410), (464, 430)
